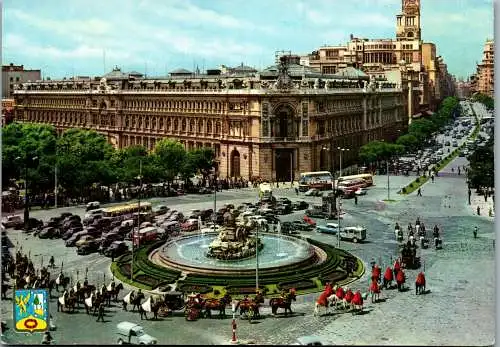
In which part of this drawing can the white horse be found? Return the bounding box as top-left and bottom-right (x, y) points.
(313, 294), (337, 316)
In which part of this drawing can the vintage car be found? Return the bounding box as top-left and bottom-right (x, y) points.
(116, 321), (157, 345)
(103, 241), (129, 258)
(339, 226), (367, 243)
(180, 219), (199, 232)
(315, 224), (339, 235)
(2, 215), (24, 229)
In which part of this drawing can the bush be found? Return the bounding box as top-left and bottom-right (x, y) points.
(401, 187), (407, 194)
(213, 289), (220, 296)
(415, 177), (420, 183)
(278, 280), (317, 291)
(134, 274), (160, 288)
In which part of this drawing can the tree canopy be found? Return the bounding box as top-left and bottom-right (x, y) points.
(2, 123), (216, 199)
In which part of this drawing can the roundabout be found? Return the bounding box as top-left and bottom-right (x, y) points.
(111, 230), (365, 297)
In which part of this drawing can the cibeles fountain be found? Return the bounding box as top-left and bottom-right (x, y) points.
(150, 212), (319, 276)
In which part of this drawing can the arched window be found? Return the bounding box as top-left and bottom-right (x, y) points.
(215, 121), (221, 134)
(174, 118), (179, 131)
(189, 119), (195, 132)
(197, 119), (203, 133)
(207, 120), (212, 133)
(181, 119), (187, 132)
(167, 118), (172, 131)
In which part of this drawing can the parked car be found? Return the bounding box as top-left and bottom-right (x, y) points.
(303, 215), (316, 226)
(153, 205), (169, 216)
(305, 188), (322, 197)
(75, 235), (96, 248)
(86, 201), (101, 211)
(26, 218), (44, 231)
(292, 201), (309, 211)
(2, 215), (24, 229)
(38, 227), (59, 239)
(116, 322), (157, 345)
(77, 241), (99, 255)
(103, 241), (129, 258)
(65, 231), (88, 247)
(181, 219), (199, 232)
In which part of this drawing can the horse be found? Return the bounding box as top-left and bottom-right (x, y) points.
(350, 290), (364, 314)
(371, 266), (381, 283)
(106, 282), (123, 304)
(313, 292), (337, 316)
(204, 293), (232, 319)
(383, 267), (393, 289)
(130, 292), (145, 312)
(57, 291), (76, 313)
(55, 273), (70, 292)
(415, 272), (426, 295)
(269, 289), (296, 316)
(396, 270), (406, 291)
(369, 280), (381, 303)
(237, 293), (265, 319)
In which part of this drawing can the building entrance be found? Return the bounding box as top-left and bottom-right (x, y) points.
(275, 149), (294, 183)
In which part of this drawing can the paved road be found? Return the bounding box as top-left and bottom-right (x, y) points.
(2, 166), (494, 345)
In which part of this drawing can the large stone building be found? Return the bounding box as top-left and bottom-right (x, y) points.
(471, 39), (494, 97)
(2, 63), (41, 98)
(304, 0), (453, 114)
(13, 55), (407, 181)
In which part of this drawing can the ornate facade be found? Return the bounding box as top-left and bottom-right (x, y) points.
(472, 39), (494, 97)
(13, 55), (407, 181)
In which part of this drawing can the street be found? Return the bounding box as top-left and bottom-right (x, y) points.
(1, 153), (495, 345)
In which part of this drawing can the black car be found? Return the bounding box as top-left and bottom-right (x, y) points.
(292, 201), (309, 211)
(26, 218), (44, 232)
(263, 215), (280, 224)
(38, 227), (58, 239)
(292, 220), (314, 231)
(103, 241), (129, 258)
(275, 203), (292, 215)
(77, 241), (99, 255)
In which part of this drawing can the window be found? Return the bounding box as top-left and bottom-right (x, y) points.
(16, 77), (20, 82)
(181, 119), (186, 132)
(302, 120), (309, 137)
(302, 102), (308, 118)
(9, 77), (13, 82)
(207, 120), (212, 133)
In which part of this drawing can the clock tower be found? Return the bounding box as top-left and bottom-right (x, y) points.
(396, 0), (421, 41)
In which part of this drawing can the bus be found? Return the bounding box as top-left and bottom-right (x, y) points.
(337, 178), (368, 196)
(103, 202), (152, 221)
(298, 171), (334, 192)
(337, 173), (374, 187)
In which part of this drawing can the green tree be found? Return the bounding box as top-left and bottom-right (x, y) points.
(467, 140), (494, 189)
(396, 134), (418, 153)
(111, 145), (163, 184)
(188, 147), (215, 183)
(2, 123), (57, 193)
(154, 139), (187, 183)
(56, 129), (115, 198)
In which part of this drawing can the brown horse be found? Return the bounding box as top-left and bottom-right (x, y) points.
(269, 289), (296, 316)
(204, 293), (232, 319)
(57, 291), (77, 313)
(415, 272), (426, 295)
(236, 293), (265, 319)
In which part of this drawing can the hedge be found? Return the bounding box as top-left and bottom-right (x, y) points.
(278, 280), (317, 291)
(178, 284), (213, 294)
(319, 270), (348, 284)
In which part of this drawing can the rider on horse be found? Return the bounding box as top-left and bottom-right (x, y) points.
(395, 222), (400, 231)
(383, 266), (393, 288)
(396, 269), (406, 291)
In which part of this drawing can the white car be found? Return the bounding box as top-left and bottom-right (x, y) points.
(116, 322), (157, 345)
(355, 187), (368, 196)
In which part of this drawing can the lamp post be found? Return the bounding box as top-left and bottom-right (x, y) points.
(337, 147), (349, 178)
(16, 155), (38, 230)
(255, 221), (261, 292)
(131, 160), (143, 281)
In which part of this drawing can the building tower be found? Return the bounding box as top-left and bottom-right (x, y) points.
(396, 0), (421, 41)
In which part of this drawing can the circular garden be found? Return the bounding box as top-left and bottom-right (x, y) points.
(111, 238), (365, 298)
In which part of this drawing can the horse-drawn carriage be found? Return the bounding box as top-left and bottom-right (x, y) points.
(394, 228), (403, 242)
(401, 253), (421, 269)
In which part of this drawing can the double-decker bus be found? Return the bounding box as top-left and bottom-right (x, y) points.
(298, 171), (334, 192)
(103, 202), (152, 221)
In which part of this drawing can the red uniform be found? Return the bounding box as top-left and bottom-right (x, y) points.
(396, 270), (406, 284)
(394, 260), (401, 272)
(323, 283), (333, 297)
(415, 272), (426, 286)
(369, 280), (380, 294)
(317, 292), (329, 306)
(335, 286), (345, 300)
(351, 291), (363, 306)
(372, 265), (381, 280)
(344, 289), (354, 303)
(384, 267), (393, 281)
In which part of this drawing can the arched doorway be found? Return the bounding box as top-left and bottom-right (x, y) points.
(230, 149), (240, 177)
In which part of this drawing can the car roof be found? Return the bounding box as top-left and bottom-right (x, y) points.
(117, 321), (141, 331)
(296, 335), (326, 345)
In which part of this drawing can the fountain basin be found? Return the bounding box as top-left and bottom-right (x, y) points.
(151, 233), (322, 276)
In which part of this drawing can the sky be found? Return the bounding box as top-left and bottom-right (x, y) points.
(2, 0), (494, 80)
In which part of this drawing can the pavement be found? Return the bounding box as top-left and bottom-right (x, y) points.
(1, 102), (494, 345)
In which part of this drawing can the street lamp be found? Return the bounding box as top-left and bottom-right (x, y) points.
(337, 147), (349, 178)
(131, 160), (143, 281)
(16, 155), (38, 230)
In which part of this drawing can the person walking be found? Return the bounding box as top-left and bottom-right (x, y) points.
(417, 188), (422, 197)
(96, 302), (105, 322)
(473, 226), (478, 238)
(431, 173), (435, 183)
(354, 195), (358, 205)
(477, 206), (481, 215)
(295, 187), (299, 196)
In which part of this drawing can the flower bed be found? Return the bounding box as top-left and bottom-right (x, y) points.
(134, 274), (161, 288)
(278, 280), (317, 291)
(119, 263), (132, 277)
(178, 283), (213, 294)
(319, 270), (348, 285)
(226, 286), (266, 295)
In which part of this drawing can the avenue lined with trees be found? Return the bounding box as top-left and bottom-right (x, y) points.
(358, 96), (460, 165)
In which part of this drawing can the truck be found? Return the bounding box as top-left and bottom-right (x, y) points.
(259, 183), (273, 201)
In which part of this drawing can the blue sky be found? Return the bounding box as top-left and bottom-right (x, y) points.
(2, 0), (493, 80)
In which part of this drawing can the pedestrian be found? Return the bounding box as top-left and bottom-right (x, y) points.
(295, 187), (299, 195)
(477, 206), (481, 215)
(484, 194), (488, 203)
(452, 167), (454, 173)
(96, 302), (105, 322)
(473, 226), (478, 238)
(458, 168), (461, 175)
(431, 173), (434, 183)
(489, 208), (493, 217)
(42, 331), (53, 345)
(354, 195), (358, 205)
(417, 188), (422, 197)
